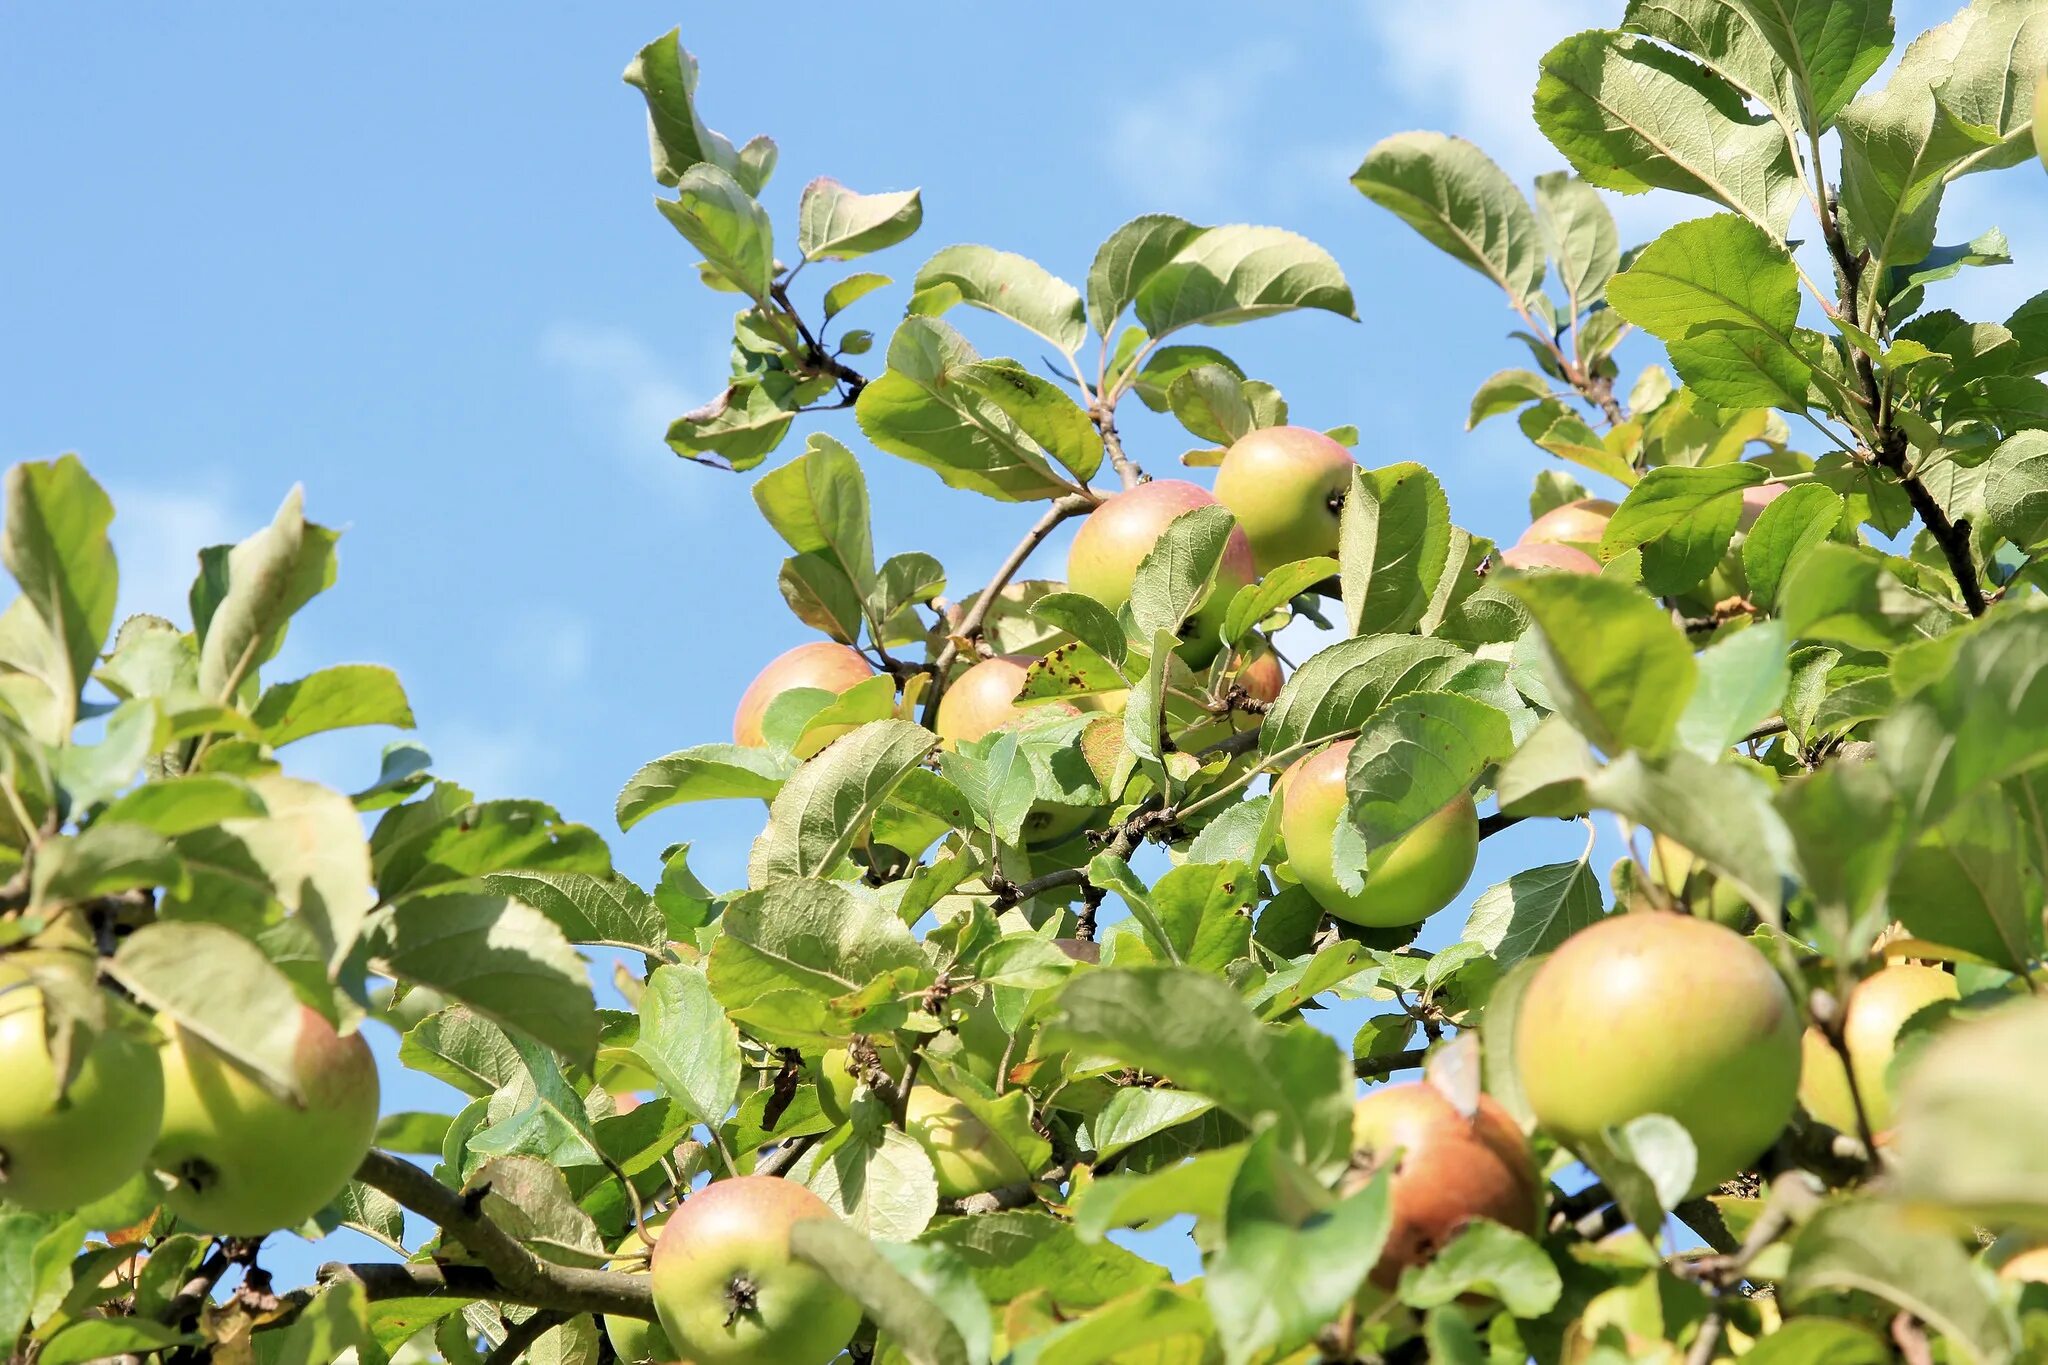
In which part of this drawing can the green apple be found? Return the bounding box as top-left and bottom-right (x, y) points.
(904, 1086), (1031, 1198)
(1212, 426), (1357, 572)
(151, 1005), (380, 1235)
(0, 966), (164, 1213)
(1799, 962), (1957, 1136)
(1497, 542), (1599, 575)
(1278, 739), (1479, 926)
(811, 1042), (905, 1126)
(649, 1175), (861, 1365)
(1065, 480), (1255, 666)
(1348, 1083), (1539, 1290)
(1518, 498), (1616, 551)
(602, 1219), (677, 1365)
(1515, 913), (1800, 1194)
(732, 642), (877, 754)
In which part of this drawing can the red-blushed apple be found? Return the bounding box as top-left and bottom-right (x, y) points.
(0, 966), (164, 1213)
(1347, 1082), (1540, 1290)
(1515, 913), (1800, 1193)
(904, 1086), (1032, 1198)
(1277, 739), (1478, 927)
(1065, 480), (1255, 666)
(1497, 542), (1600, 575)
(2001, 1244), (2048, 1283)
(1212, 425), (1357, 572)
(603, 1218), (678, 1365)
(933, 654), (1080, 746)
(649, 1175), (861, 1365)
(1518, 498), (1616, 550)
(1799, 963), (1957, 1136)
(151, 1005), (380, 1235)
(731, 642), (877, 754)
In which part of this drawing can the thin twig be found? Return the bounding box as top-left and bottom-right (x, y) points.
(484, 1310), (569, 1365)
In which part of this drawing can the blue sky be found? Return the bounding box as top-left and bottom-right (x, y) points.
(3, 0), (2040, 1294)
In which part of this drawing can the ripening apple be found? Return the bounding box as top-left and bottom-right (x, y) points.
(731, 642), (877, 755)
(904, 1086), (1031, 1199)
(650, 1175), (862, 1365)
(151, 1005), (380, 1235)
(2036, 73), (2048, 172)
(1497, 542), (1600, 575)
(1066, 480), (1256, 666)
(0, 966), (164, 1212)
(1516, 913), (1800, 1193)
(603, 1219), (679, 1365)
(1798, 963), (1957, 1136)
(1278, 739), (1479, 927)
(1517, 498), (1616, 550)
(2000, 1243), (2048, 1283)
(1347, 1083), (1540, 1290)
(934, 654), (1081, 745)
(1173, 648), (1285, 752)
(1212, 425), (1357, 572)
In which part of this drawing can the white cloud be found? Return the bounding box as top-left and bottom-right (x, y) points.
(105, 478), (242, 624)
(540, 322), (699, 459)
(504, 603), (592, 689)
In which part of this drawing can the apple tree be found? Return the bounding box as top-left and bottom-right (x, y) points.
(6, 1), (2048, 1361)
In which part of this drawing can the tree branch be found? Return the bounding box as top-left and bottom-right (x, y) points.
(485, 1310), (570, 1365)
(1354, 1047), (1428, 1079)
(922, 493), (1097, 724)
(352, 1150), (657, 1321)
(1090, 401), (1147, 489)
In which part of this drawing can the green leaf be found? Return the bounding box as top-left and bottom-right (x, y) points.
(920, 1209), (1165, 1308)
(1120, 631), (1176, 781)
(251, 664), (414, 747)
(2, 455), (116, 721)
(1340, 463), (1452, 637)
(1676, 620), (1790, 756)
(1465, 857), (1604, 971)
(373, 1111), (452, 1156)
(855, 319), (1076, 502)
(1002, 1285), (1215, 1365)
(1128, 504), (1238, 644)
(794, 1123), (940, 1242)
(193, 486), (339, 702)
(267, 1280), (372, 1365)
(1204, 1131), (1392, 1365)
(371, 787), (608, 902)
(747, 718), (937, 884)
(615, 743), (795, 831)
(470, 1155), (607, 1267)
(634, 963), (740, 1129)
(1785, 1199), (2017, 1364)
(1344, 691), (1512, 847)
(665, 379), (798, 472)
(1044, 967), (1350, 1169)
(1578, 1113), (1697, 1240)
(1088, 1089), (1220, 1161)
(797, 177), (922, 261)
(1985, 429), (2048, 549)
(823, 271), (892, 321)
(1222, 556), (1337, 646)
(1518, 398), (1639, 485)
(950, 359), (1104, 484)
(1030, 592), (1129, 670)
(1133, 226), (1356, 337)
(1606, 216), (1810, 408)
(1165, 364), (1253, 446)
(656, 163), (773, 300)
(399, 1005), (522, 1099)
(911, 244), (1086, 354)
(1586, 748), (1793, 920)
(39, 1320), (199, 1365)
(1780, 542), (1958, 651)
(1891, 996), (2048, 1228)
(1892, 790), (2041, 978)
(99, 773), (266, 835)
(1468, 369), (1554, 429)
(1351, 133), (1544, 304)
(106, 921), (308, 1101)
(49, 697), (161, 811)
(1397, 1220), (1562, 1317)
(709, 878), (926, 1042)
(1622, 0), (1896, 134)
(1535, 171), (1619, 312)
(30, 822), (178, 907)
(1738, 1319), (1891, 1365)
(1087, 214), (1202, 339)
(1743, 483), (1847, 609)
(792, 1223), (989, 1365)
(480, 870), (665, 954)
(1259, 636), (1469, 757)
(754, 434), (876, 597)
(1879, 610), (2048, 828)
(1506, 574), (1698, 756)
(621, 30), (748, 188)
(365, 892), (598, 1065)
(1535, 31), (1802, 236)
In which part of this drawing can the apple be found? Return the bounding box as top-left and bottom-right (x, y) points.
(1518, 498), (1616, 550)
(811, 1042), (904, 1127)
(1497, 542), (1600, 575)
(1515, 913), (1800, 1194)
(151, 1005), (380, 1235)
(1347, 1083), (1540, 1290)
(650, 1174), (862, 1365)
(1278, 739), (1479, 927)
(2000, 1243), (2048, 1283)
(732, 642), (877, 754)
(1173, 648), (1285, 752)
(603, 1219), (678, 1365)
(1066, 480), (1256, 666)
(933, 654), (1080, 745)
(904, 1086), (1031, 1198)
(1798, 963), (1957, 1136)
(1212, 426), (1357, 572)
(0, 967), (164, 1213)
